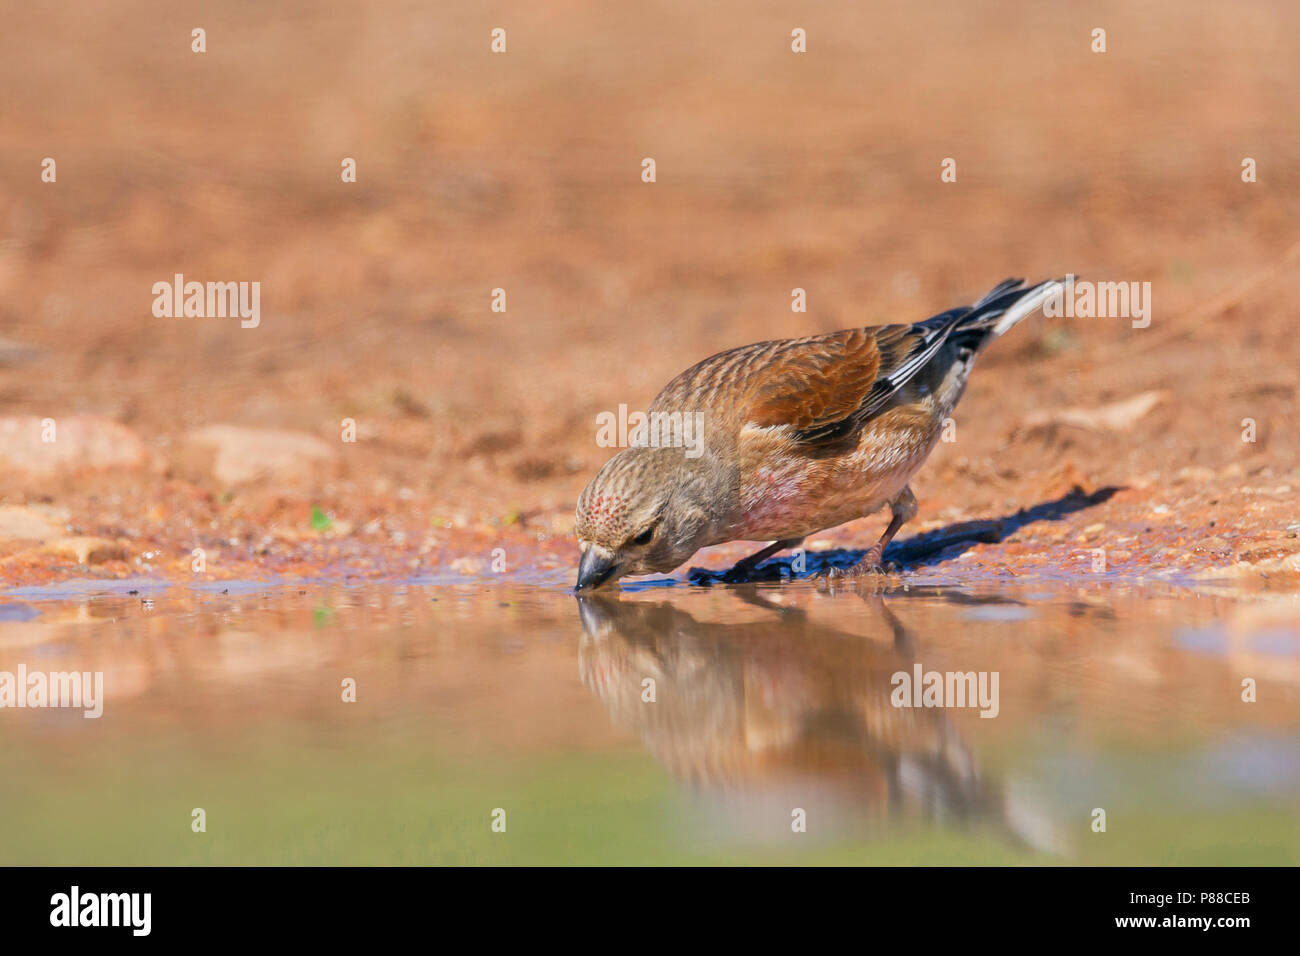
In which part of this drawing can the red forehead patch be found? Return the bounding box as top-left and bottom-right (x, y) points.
(584, 493), (630, 534)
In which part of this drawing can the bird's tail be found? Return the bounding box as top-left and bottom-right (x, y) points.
(955, 277), (1065, 345)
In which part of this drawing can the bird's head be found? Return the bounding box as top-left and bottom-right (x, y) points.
(574, 446), (718, 590)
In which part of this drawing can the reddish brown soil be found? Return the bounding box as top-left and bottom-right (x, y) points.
(0, 1), (1297, 589)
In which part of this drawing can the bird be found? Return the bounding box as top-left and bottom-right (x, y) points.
(574, 277), (1063, 590)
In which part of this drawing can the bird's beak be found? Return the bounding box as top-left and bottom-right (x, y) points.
(575, 545), (621, 591)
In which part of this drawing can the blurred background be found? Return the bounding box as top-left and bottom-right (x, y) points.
(0, 0), (1297, 579)
(1, 0), (1297, 868)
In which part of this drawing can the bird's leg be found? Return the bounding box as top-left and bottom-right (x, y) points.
(721, 537), (804, 583)
(849, 485), (917, 575)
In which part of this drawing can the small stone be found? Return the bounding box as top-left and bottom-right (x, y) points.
(0, 504), (67, 542)
(0, 416), (147, 476)
(0, 338), (43, 367)
(43, 536), (127, 565)
(450, 556), (486, 575)
(176, 425), (339, 486)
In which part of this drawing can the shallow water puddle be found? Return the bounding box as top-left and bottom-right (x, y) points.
(0, 577), (1296, 864)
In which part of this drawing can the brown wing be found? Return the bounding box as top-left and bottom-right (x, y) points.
(651, 320), (959, 445)
(649, 280), (1042, 446)
(745, 328), (882, 433)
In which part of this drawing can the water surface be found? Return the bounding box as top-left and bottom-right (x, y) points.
(0, 576), (1296, 864)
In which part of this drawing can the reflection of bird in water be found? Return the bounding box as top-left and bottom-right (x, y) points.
(577, 590), (1057, 850)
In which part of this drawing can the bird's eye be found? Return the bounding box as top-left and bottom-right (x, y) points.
(631, 524), (656, 547)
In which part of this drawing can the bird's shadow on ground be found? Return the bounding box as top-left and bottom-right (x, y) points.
(687, 485), (1121, 585)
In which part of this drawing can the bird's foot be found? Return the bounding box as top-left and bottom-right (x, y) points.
(721, 561), (788, 584)
(720, 565), (754, 584)
(690, 564), (766, 586)
(815, 546), (900, 585)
